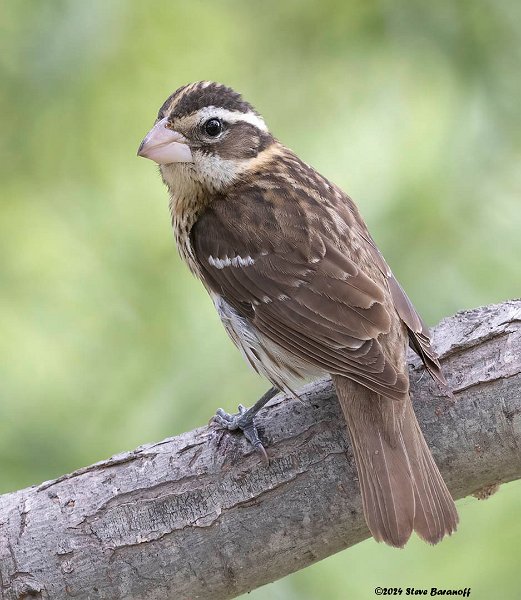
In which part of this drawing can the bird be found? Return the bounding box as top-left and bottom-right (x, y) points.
(137, 81), (458, 548)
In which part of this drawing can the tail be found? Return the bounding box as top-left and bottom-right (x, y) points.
(333, 375), (458, 548)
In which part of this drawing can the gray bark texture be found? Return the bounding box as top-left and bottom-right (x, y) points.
(1, 300), (520, 600)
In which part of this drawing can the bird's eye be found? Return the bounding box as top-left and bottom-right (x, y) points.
(204, 118), (222, 137)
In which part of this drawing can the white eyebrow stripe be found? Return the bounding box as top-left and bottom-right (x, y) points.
(208, 255), (256, 269)
(197, 106), (268, 132)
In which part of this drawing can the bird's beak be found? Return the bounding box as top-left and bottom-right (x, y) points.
(137, 117), (193, 164)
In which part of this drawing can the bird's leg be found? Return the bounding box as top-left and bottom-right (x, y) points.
(212, 386), (279, 464)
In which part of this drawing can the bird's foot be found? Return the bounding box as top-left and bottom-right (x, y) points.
(212, 404), (269, 465)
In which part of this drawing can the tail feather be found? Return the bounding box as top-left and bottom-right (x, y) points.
(402, 417), (459, 544)
(333, 375), (458, 548)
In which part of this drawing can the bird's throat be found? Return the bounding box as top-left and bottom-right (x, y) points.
(163, 166), (210, 275)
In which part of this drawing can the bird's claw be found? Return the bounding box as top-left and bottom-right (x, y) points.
(212, 405), (269, 465)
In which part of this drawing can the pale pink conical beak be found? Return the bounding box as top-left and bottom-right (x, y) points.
(137, 117), (193, 164)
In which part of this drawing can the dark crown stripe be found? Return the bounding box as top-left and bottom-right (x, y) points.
(158, 81), (256, 120)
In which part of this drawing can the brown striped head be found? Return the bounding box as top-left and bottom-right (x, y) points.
(138, 82), (275, 192)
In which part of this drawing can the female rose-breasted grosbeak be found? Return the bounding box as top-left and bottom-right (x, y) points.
(138, 82), (458, 547)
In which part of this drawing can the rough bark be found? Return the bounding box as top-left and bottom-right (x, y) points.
(0, 300), (520, 600)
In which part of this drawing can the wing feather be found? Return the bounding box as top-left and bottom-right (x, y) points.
(192, 175), (443, 397)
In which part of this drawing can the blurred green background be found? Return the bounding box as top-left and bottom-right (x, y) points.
(1, 1), (520, 598)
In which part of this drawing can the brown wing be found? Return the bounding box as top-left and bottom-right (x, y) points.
(354, 226), (449, 389)
(191, 185), (410, 400)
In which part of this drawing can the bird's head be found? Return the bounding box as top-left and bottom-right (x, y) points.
(137, 82), (274, 194)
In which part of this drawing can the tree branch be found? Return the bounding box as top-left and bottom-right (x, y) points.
(1, 300), (520, 600)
